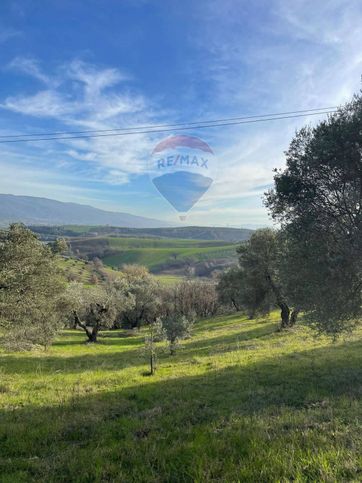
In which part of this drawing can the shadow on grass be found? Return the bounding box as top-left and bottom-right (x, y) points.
(0, 344), (143, 375)
(0, 322), (277, 376)
(0, 338), (361, 481)
(184, 322), (278, 356)
(53, 329), (143, 347)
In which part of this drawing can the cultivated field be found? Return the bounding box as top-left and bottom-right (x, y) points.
(69, 236), (238, 273)
(0, 313), (361, 482)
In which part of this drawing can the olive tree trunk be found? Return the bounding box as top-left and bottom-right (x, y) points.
(73, 311), (99, 343)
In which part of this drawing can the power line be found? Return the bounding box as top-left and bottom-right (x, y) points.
(0, 106), (338, 139)
(0, 109), (337, 144)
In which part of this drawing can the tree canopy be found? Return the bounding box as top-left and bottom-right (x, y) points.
(265, 95), (362, 333)
(0, 224), (65, 349)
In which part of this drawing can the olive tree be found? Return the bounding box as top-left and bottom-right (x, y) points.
(0, 224), (65, 350)
(237, 229), (299, 328)
(144, 318), (164, 375)
(50, 238), (69, 255)
(217, 267), (245, 312)
(165, 280), (218, 319)
(265, 94), (362, 334)
(65, 279), (134, 342)
(217, 264), (271, 319)
(161, 314), (194, 355)
(117, 265), (162, 329)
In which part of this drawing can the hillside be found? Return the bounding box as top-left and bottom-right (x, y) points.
(0, 194), (170, 228)
(31, 224), (253, 243)
(58, 257), (182, 286)
(68, 236), (238, 274)
(0, 313), (360, 481)
(57, 257), (120, 285)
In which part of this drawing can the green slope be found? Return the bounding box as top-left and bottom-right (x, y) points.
(31, 224), (253, 243)
(69, 236), (238, 272)
(57, 257), (119, 285)
(103, 245), (237, 271)
(0, 313), (361, 481)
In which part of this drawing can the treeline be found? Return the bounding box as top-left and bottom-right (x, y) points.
(0, 226), (219, 349)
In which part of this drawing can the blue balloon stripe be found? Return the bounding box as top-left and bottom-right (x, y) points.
(152, 171), (213, 212)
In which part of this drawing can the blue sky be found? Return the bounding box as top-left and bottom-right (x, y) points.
(0, 0), (361, 227)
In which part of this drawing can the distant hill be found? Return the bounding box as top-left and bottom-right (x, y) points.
(0, 194), (171, 228)
(65, 236), (239, 275)
(135, 226), (253, 242)
(31, 224), (253, 243)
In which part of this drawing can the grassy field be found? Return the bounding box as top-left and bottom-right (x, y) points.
(153, 274), (184, 286)
(30, 225), (252, 244)
(105, 238), (233, 249)
(67, 235), (237, 272)
(0, 313), (361, 482)
(101, 237), (237, 271)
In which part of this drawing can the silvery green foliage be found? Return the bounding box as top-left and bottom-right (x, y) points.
(0, 224), (65, 350)
(64, 278), (134, 343)
(161, 314), (194, 355)
(144, 318), (165, 375)
(265, 94), (362, 334)
(117, 265), (162, 329)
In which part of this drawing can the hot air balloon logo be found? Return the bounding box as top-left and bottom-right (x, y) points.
(150, 135), (215, 220)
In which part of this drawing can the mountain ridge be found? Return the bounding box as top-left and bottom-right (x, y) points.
(0, 194), (171, 228)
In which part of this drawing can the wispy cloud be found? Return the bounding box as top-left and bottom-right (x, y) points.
(2, 90), (76, 117)
(66, 60), (128, 98)
(1, 58), (156, 184)
(7, 56), (51, 84)
(0, 27), (21, 44)
(1, 0), (361, 225)
(182, 0), (362, 223)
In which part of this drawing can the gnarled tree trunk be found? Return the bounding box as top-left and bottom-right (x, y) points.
(289, 308), (300, 326)
(265, 271), (295, 329)
(279, 302), (291, 329)
(73, 311), (99, 343)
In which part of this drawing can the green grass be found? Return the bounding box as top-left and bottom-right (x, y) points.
(57, 258), (119, 285)
(0, 313), (361, 482)
(106, 237), (230, 249)
(101, 237), (237, 271)
(61, 224), (96, 234)
(67, 235), (238, 272)
(57, 258), (93, 284)
(153, 274), (184, 286)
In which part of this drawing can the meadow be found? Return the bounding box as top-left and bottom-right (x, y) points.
(68, 236), (237, 273)
(0, 312), (361, 482)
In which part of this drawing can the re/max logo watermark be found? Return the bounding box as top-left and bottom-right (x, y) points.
(157, 155), (209, 169)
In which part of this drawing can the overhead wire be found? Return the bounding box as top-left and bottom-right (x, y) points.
(0, 107), (338, 144)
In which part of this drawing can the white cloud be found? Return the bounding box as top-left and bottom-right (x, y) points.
(1, 0), (362, 226)
(275, 0), (362, 47)
(1, 90), (77, 117)
(178, 0), (362, 225)
(0, 59), (156, 185)
(66, 59), (128, 97)
(7, 57), (51, 85)
(176, 205), (270, 227)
